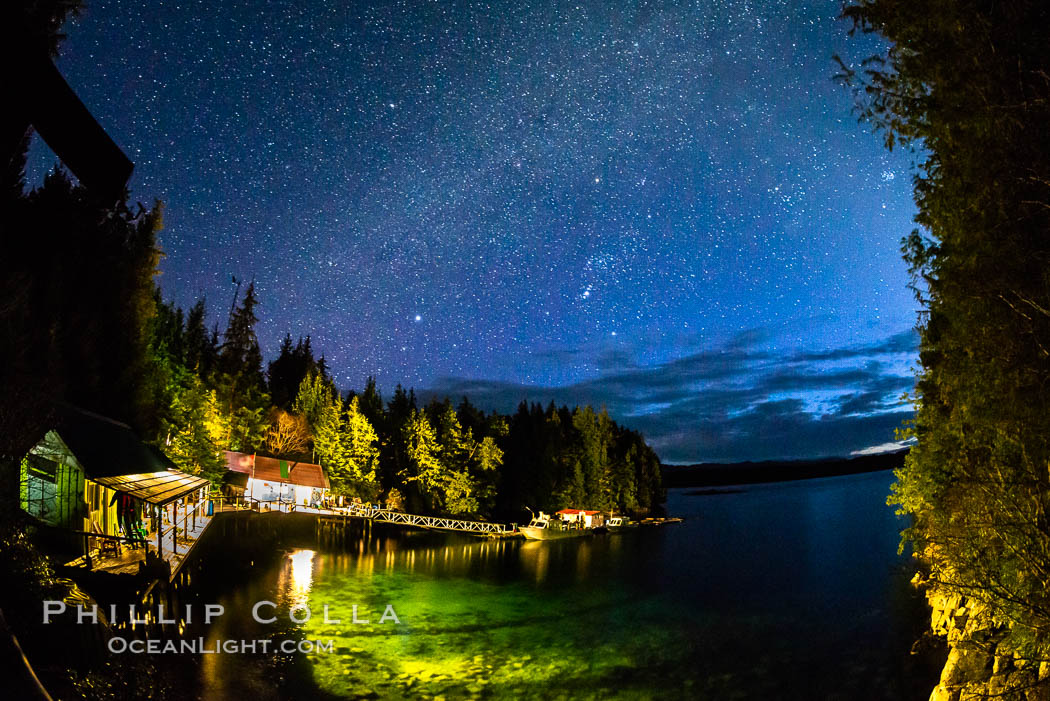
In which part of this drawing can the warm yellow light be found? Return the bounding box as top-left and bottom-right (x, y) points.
(288, 549), (315, 598)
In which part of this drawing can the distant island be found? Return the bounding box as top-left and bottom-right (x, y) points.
(660, 449), (908, 488)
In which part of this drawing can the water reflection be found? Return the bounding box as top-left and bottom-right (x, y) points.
(519, 541), (549, 583)
(307, 530), (662, 590)
(311, 534), (537, 580)
(200, 472), (941, 700)
(287, 549), (315, 601)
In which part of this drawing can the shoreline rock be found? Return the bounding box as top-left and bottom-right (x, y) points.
(924, 586), (1050, 701)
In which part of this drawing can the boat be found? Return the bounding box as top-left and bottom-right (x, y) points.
(604, 516), (636, 532)
(519, 512), (593, 540)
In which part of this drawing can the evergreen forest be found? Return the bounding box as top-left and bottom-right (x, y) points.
(2, 153), (662, 524)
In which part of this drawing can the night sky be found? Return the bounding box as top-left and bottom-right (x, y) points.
(29, 0), (921, 463)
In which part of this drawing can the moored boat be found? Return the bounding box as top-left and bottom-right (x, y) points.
(519, 512), (593, 540)
(604, 516), (636, 532)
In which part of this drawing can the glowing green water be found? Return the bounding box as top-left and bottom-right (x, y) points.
(295, 544), (704, 699)
(201, 474), (943, 700)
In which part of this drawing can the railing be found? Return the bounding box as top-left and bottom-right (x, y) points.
(66, 529), (148, 569)
(208, 493), (309, 514)
(153, 494), (212, 559)
(333, 505), (516, 534)
(70, 494), (212, 565)
(0, 608), (53, 700)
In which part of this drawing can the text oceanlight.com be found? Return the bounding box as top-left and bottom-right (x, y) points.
(107, 638), (335, 655)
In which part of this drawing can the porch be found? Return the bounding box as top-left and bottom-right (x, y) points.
(64, 470), (212, 580)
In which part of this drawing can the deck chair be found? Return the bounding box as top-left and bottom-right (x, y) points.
(132, 520), (149, 544)
(91, 521), (121, 558)
(122, 519), (148, 549)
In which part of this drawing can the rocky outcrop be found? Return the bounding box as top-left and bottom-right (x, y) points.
(924, 585), (1050, 701)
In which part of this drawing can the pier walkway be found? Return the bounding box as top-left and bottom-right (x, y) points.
(327, 505), (517, 536)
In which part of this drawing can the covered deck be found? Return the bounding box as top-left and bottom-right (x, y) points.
(66, 469), (213, 579)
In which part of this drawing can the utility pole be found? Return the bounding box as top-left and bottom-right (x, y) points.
(227, 275), (241, 330)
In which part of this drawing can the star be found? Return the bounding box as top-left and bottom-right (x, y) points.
(28, 0), (920, 462)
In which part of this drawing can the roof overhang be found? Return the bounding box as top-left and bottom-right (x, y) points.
(92, 470), (210, 507)
(21, 52), (134, 202)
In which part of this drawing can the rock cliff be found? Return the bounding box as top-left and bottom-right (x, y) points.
(924, 584), (1050, 701)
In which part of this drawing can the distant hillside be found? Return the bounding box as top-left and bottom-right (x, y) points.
(661, 449), (909, 488)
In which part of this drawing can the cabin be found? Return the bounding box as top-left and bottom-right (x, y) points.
(19, 406), (211, 559)
(224, 450), (329, 509)
(556, 509), (605, 528)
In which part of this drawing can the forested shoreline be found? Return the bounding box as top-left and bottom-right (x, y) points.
(149, 285), (664, 520)
(2, 161), (662, 526)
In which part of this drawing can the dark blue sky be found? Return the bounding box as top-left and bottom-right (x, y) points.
(30, 0), (921, 462)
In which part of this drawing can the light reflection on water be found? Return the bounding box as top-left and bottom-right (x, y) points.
(201, 472), (942, 700)
(286, 549), (314, 601)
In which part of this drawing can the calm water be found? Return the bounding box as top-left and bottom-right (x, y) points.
(197, 471), (942, 700)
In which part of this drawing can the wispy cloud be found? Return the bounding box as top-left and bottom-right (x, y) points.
(422, 329), (919, 463)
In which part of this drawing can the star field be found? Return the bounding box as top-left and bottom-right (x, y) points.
(29, 0), (920, 460)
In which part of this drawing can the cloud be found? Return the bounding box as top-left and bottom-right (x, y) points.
(792, 329), (919, 362)
(835, 391), (891, 416)
(643, 407), (913, 463)
(851, 436), (917, 456)
(422, 328), (919, 463)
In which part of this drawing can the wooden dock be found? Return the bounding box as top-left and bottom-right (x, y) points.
(324, 505), (518, 536)
(63, 513), (216, 580)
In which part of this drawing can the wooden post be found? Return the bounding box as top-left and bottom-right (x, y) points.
(165, 577), (174, 625)
(83, 533), (91, 568)
(156, 505), (163, 558)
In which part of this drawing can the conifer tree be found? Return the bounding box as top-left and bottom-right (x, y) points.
(401, 410), (442, 500)
(218, 282), (264, 387)
(381, 384), (416, 489)
(1, 165), (163, 434)
(840, 0), (1050, 678)
(334, 396), (380, 498)
(359, 377), (384, 428)
(266, 334), (297, 409)
(183, 299), (215, 376)
(161, 370), (227, 482)
(293, 371), (338, 433)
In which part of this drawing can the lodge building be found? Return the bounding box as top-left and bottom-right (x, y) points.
(224, 450), (329, 509)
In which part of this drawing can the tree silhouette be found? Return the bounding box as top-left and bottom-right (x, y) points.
(841, 0), (1050, 687)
